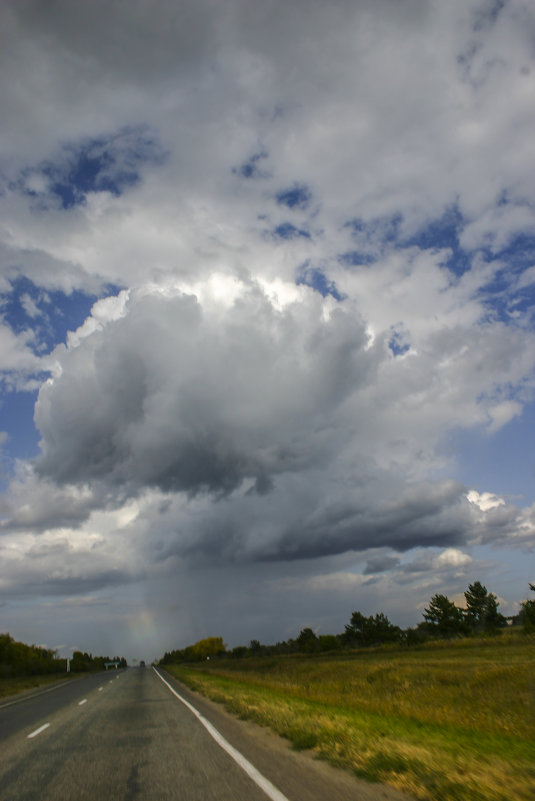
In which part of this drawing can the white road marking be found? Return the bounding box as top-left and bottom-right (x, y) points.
(27, 723), (50, 739)
(0, 676), (84, 710)
(154, 668), (290, 801)
(78, 698), (87, 705)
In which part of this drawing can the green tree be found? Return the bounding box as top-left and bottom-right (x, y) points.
(366, 613), (402, 644)
(344, 611), (369, 646)
(317, 634), (341, 652)
(344, 611), (401, 646)
(296, 627), (319, 653)
(464, 581), (506, 633)
(0, 633), (64, 677)
(423, 594), (465, 637)
(70, 651), (93, 672)
(70, 651), (127, 672)
(160, 648), (185, 664)
(185, 637), (226, 661)
(404, 625), (430, 646)
(230, 646), (248, 658)
(519, 583), (535, 631)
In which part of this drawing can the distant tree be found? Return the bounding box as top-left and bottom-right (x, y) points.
(230, 646), (248, 659)
(160, 648), (185, 664)
(70, 651), (127, 672)
(344, 611), (369, 646)
(344, 611), (401, 647)
(70, 651), (92, 672)
(464, 581), (507, 633)
(367, 613), (402, 644)
(423, 594), (465, 637)
(248, 639), (263, 654)
(404, 625), (430, 646)
(518, 583), (535, 632)
(272, 639), (295, 655)
(184, 637), (226, 661)
(0, 633), (64, 678)
(317, 634), (341, 652)
(296, 628), (319, 653)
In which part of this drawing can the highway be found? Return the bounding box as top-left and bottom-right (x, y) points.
(0, 667), (410, 800)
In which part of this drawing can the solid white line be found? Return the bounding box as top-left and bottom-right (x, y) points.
(78, 698), (87, 705)
(153, 668), (290, 801)
(27, 723), (50, 739)
(0, 677), (83, 710)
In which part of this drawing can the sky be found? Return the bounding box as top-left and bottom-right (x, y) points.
(1, 0), (534, 663)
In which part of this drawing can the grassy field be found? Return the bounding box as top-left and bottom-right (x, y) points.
(0, 673), (72, 700)
(164, 632), (535, 801)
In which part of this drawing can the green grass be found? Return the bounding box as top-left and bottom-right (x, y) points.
(0, 672), (72, 700)
(164, 632), (535, 801)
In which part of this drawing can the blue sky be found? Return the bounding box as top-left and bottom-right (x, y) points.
(1, 0), (534, 661)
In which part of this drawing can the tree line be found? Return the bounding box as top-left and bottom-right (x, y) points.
(0, 633), (127, 678)
(0, 633), (63, 678)
(159, 581), (535, 663)
(69, 651), (128, 672)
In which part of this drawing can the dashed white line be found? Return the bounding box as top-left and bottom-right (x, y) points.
(154, 668), (290, 801)
(27, 723), (50, 739)
(78, 698), (87, 706)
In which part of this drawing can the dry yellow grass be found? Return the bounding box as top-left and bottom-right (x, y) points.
(165, 633), (535, 801)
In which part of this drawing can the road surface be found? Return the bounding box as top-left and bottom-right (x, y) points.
(0, 667), (411, 800)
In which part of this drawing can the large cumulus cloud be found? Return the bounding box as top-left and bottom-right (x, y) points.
(23, 275), (534, 570)
(34, 282), (376, 496)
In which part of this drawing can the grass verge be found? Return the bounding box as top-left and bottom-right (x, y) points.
(164, 634), (535, 801)
(0, 673), (72, 700)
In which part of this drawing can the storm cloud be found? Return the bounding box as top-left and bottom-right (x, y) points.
(35, 283), (375, 496)
(24, 277), (533, 572)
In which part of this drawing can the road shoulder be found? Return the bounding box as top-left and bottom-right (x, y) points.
(157, 668), (414, 801)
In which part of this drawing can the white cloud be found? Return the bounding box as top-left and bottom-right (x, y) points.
(436, 548), (472, 568)
(20, 293), (41, 319)
(0, 0), (533, 297)
(467, 489), (506, 511)
(65, 290), (130, 350)
(486, 400), (523, 432)
(4, 268), (529, 575)
(0, 321), (43, 388)
(34, 282), (375, 495)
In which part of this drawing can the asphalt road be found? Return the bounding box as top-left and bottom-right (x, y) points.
(0, 667), (411, 801)
(0, 670), (119, 742)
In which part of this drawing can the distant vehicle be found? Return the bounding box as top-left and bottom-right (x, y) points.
(140, 660), (145, 668)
